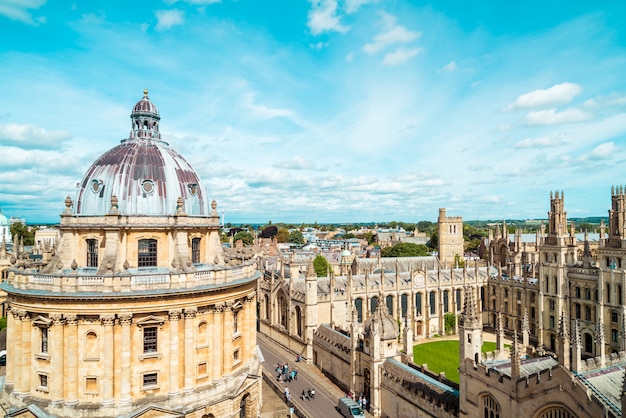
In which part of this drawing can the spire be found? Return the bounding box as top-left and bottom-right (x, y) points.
(596, 319), (606, 367)
(558, 311), (570, 367)
(511, 331), (521, 379)
(461, 286), (479, 326)
(571, 319), (582, 372)
(522, 308), (530, 347)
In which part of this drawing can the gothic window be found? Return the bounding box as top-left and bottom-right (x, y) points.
(386, 295), (394, 316)
(531, 307), (536, 319)
(607, 284), (612, 304)
(584, 333), (593, 353)
(553, 277), (557, 293)
(549, 316), (555, 328)
(355, 298), (363, 322)
(612, 329), (618, 343)
(138, 239), (157, 267)
(545, 276), (549, 293)
(401, 294), (408, 318)
(618, 285), (623, 305)
(504, 302), (508, 314)
(517, 304), (521, 316)
(530, 292), (535, 302)
(517, 290), (521, 301)
(86, 238), (98, 267)
(482, 394), (500, 418)
(612, 310), (618, 323)
(429, 292), (436, 315)
(264, 295), (270, 321)
(295, 306), (303, 337)
(575, 286), (581, 298)
(585, 288), (591, 300)
(192, 238), (201, 264)
(504, 288), (508, 298)
(371, 296), (379, 313)
(550, 333), (556, 351)
(575, 304), (581, 319)
(549, 300), (555, 311)
(143, 327), (158, 353)
(278, 294), (288, 328)
(480, 287), (485, 311)
(415, 293), (422, 315)
(443, 290), (449, 313)
(585, 306), (592, 321)
(536, 405), (575, 418)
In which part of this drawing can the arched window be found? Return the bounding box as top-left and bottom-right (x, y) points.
(264, 295), (270, 321)
(575, 303), (580, 319)
(456, 288), (462, 311)
(415, 293), (422, 315)
(607, 284), (611, 304)
(619, 285), (623, 305)
(385, 295), (394, 316)
(85, 331), (98, 359)
(535, 405), (575, 418)
(198, 322), (208, 346)
(429, 291), (436, 315)
(482, 394), (500, 418)
(584, 333), (593, 354)
(370, 296), (379, 313)
(295, 306), (303, 337)
(400, 294), (408, 318)
(278, 294), (288, 328)
(443, 290), (449, 313)
(138, 238), (157, 267)
(355, 298), (363, 322)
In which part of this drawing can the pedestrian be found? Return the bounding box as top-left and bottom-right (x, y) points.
(285, 387), (291, 402)
(283, 362), (289, 375)
(301, 389), (308, 400)
(290, 370), (296, 381)
(293, 369), (298, 381)
(363, 397), (368, 411)
(358, 395), (363, 409)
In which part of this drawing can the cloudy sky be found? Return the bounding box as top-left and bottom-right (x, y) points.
(1, 0), (625, 224)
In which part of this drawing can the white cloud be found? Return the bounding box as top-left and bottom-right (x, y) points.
(155, 9), (185, 31)
(0, 123), (70, 150)
(273, 157), (327, 171)
(506, 82), (582, 111)
(514, 136), (566, 149)
(363, 15), (421, 54)
(438, 60), (457, 73)
(241, 92), (294, 119)
(524, 108), (592, 125)
(309, 41), (329, 51)
(344, 0), (376, 14)
(587, 142), (616, 160)
(0, 0), (46, 25)
(307, 0), (349, 35)
(382, 47), (422, 66)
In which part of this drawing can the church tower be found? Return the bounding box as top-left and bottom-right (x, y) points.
(438, 208), (464, 267)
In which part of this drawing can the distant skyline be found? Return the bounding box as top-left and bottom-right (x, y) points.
(1, 1), (625, 224)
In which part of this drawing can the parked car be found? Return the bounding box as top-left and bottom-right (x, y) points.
(337, 397), (364, 418)
(0, 350), (6, 366)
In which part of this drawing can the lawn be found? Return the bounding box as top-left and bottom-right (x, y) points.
(412, 340), (503, 384)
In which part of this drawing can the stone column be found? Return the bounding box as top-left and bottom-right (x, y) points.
(5, 307), (19, 391)
(212, 304), (224, 381)
(20, 310), (32, 397)
(9, 308), (24, 395)
(100, 314), (116, 406)
(223, 302), (234, 372)
(168, 310), (182, 398)
(184, 308), (197, 394)
(50, 314), (65, 406)
(119, 314), (133, 406)
(64, 314), (78, 407)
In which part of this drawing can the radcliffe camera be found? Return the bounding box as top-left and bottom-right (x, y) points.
(0, 2), (624, 418)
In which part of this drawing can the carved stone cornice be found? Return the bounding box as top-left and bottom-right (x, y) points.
(213, 302), (225, 313)
(184, 308), (197, 319)
(10, 307), (25, 320)
(100, 314), (116, 327)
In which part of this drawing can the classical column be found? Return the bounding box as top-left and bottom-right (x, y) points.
(223, 302), (234, 372)
(183, 308), (197, 394)
(212, 304), (224, 381)
(64, 314), (78, 406)
(5, 307), (20, 391)
(100, 314), (116, 406)
(119, 314), (133, 406)
(50, 314), (65, 406)
(168, 310), (182, 398)
(244, 294), (255, 358)
(20, 310), (32, 397)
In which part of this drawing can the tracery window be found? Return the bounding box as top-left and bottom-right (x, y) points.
(482, 394), (500, 418)
(536, 406), (575, 418)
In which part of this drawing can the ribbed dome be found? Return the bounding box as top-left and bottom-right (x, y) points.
(363, 301), (399, 341)
(74, 90), (209, 216)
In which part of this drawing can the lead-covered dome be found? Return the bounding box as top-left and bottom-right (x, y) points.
(74, 90), (209, 216)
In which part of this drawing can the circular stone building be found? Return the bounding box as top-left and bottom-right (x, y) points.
(0, 90), (261, 418)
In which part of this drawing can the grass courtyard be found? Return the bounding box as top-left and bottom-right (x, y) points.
(412, 340), (501, 384)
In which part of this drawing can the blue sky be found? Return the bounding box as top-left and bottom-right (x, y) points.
(1, 0), (625, 224)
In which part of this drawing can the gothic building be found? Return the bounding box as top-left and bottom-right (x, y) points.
(0, 90), (261, 418)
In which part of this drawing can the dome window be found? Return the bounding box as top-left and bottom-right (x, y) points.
(141, 180), (155, 195)
(91, 179), (103, 194)
(188, 183), (198, 196)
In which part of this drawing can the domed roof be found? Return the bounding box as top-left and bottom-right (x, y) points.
(363, 301), (399, 341)
(341, 249), (351, 257)
(74, 90), (209, 216)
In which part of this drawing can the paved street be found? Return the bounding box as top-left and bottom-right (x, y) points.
(258, 334), (356, 418)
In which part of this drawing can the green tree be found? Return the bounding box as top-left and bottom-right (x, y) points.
(233, 231), (254, 245)
(357, 231), (375, 245)
(417, 221), (435, 233)
(276, 227), (290, 243)
(381, 243), (429, 257)
(444, 313), (456, 335)
(288, 230), (305, 244)
(10, 222), (36, 246)
(313, 254), (329, 277)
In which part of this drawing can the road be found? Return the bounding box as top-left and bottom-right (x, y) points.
(258, 336), (346, 418)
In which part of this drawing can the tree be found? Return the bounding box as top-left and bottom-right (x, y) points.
(313, 254), (329, 277)
(233, 231), (254, 245)
(288, 230), (305, 245)
(259, 225), (278, 238)
(10, 222), (35, 246)
(381, 243), (429, 257)
(417, 221), (435, 233)
(276, 227), (290, 243)
(444, 313), (456, 335)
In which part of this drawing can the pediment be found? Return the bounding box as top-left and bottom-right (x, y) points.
(129, 404), (184, 418)
(135, 315), (166, 328)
